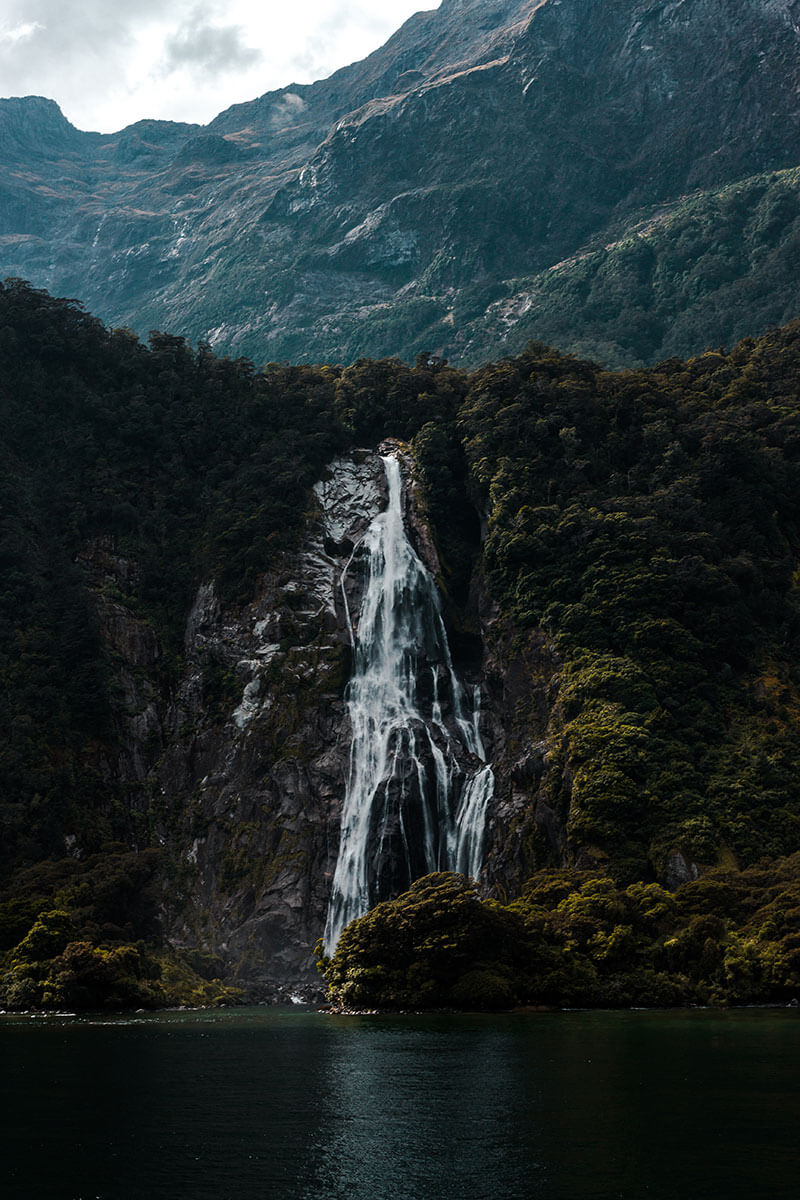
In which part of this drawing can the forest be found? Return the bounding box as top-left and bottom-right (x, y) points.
(2, 277), (800, 1008)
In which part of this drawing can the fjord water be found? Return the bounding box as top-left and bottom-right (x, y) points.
(324, 454), (493, 952)
(3, 1008), (799, 1200)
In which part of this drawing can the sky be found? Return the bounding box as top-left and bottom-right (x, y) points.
(0, 1), (435, 133)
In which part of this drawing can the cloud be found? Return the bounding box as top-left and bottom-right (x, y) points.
(1, 1), (164, 58)
(0, 2), (165, 107)
(0, 2), (435, 132)
(0, 1), (190, 127)
(163, 23), (262, 79)
(0, 21), (45, 45)
(286, 2), (410, 83)
(268, 92), (308, 128)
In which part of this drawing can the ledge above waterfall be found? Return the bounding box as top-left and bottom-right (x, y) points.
(313, 451), (387, 554)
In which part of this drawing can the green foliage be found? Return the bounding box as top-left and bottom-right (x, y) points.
(319, 873), (529, 1010)
(0, 933), (242, 1011)
(459, 328), (800, 869)
(459, 167), (800, 370)
(0, 847), (243, 1010)
(323, 862), (800, 1009)
(10, 909), (76, 964)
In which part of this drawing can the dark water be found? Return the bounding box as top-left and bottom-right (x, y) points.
(2, 1007), (799, 1200)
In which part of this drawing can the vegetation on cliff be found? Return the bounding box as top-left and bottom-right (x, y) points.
(455, 166), (800, 369)
(458, 328), (800, 876)
(0, 846), (242, 1009)
(3, 278), (800, 1006)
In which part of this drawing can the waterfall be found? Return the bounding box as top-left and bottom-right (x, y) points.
(323, 454), (494, 954)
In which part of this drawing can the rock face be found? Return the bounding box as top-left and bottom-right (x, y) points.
(165, 453), (391, 996)
(80, 446), (572, 995)
(479, 625), (565, 899)
(2, 0), (800, 366)
(80, 454), (392, 996)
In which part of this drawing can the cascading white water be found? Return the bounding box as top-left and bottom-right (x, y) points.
(323, 454), (494, 953)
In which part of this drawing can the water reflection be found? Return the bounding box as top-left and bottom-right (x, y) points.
(2, 1008), (798, 1199)
(304, 1016), (540, 1199)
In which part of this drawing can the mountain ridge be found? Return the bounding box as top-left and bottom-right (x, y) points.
(2, 0), (800, 366)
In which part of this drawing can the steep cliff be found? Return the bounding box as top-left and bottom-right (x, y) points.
(4, 283), (800, 1006)
(2, 0), (800, 367)
(79, 454), (386, 995)
(77, 448), (527, 997)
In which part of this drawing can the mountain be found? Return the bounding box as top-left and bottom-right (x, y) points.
(3, 279), (800, 1008)
(2, 0), (800, 367)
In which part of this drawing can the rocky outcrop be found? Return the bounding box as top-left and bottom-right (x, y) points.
(164, 453), (392, 996)
(478, 620), (566, 898)
(70, 423), (626, 1002)
(77, 541), (166, 788)
(78, 444), (574, 996)
(76, 429), (658, 996)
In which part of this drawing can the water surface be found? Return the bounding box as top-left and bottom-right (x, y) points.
(2, 1007), (798, 1199)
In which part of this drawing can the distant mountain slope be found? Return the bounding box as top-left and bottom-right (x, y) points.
(455, 166), (800, 367)
(2, 0), (800, 365)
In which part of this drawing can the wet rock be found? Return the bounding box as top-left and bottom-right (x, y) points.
(313, 452), (386, 547)
(665, 850), (700, 889)
(185, 582), (221, 650)
(84, 451), (391, 995)
(77, 448), (568, 993)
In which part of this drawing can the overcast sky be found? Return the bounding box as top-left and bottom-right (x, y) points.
(0, 1), (435, 133)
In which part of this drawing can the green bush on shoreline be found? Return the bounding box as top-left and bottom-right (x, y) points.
(318, 863), (800, 1011)
(0, 849), (243, 1011)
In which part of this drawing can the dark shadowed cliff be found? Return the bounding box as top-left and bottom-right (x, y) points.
(3, 280), (800, 1006)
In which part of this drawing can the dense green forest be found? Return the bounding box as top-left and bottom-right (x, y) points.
(459, 332), (800, 873)
(3, 278), (800, 1008)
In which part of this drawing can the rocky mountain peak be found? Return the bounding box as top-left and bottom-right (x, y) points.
(0, 96), (88, 159)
